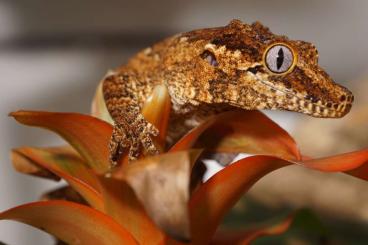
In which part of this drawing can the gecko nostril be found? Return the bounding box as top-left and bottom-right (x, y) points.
(311, 97), (319, 103)
(305, 95), (319, 103)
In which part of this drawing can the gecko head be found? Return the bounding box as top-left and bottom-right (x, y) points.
(184, 19), (353, 118)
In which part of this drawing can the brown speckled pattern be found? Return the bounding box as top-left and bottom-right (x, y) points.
(103, 19), (354, 164)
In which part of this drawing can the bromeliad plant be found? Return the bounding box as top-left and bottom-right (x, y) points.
(2, 84), (368, 245)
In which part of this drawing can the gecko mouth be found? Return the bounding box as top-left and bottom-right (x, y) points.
(258, 79), (353, 118)
(284, 93), (353, 118)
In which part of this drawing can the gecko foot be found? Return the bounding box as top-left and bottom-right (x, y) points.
(109, 120), (159, 166)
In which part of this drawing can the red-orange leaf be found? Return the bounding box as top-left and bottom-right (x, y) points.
(189, 155), (290, 244)
(189, 148), (368, 244)
(300, 148), (368, 181)
(301, 148), (368, 172)
(171, 111), (300, 161)
(346, 160), (368, 180)
(170, 118), (215, 152)
(13, 147), (104, 211)
(10, 111), (112, 173)
(211, 213), (295, 245)
(0, 201), (137, 244)
(11, 147), (60, 181)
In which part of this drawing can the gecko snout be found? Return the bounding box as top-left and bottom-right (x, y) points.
(315, 87), (354, 118)
(334, 89), (354, 117)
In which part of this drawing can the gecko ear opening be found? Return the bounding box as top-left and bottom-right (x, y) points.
(200, 50), (218, 67)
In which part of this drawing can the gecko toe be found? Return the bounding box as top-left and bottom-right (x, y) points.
(109, 120), (160, 165)
(146, 123), (159, 136)
(141, 133), (158, 154)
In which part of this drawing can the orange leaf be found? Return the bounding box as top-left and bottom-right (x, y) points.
(13, 147), (104, 211)
(170, 118), (216, 152)
(10, 111), (112, 173)
(171, 111), (300, 161)
(301, 148), (368, 172)
(0, 201), (137, 244)
(346, 160), (368, 180)
(300, 148), (368, 181)
(189, 149), (368, 244)
(141, 85), (171, 150)
(189, 155), (289, 244)
(211, 213), (295, 245)
(11, 147), (60, 181)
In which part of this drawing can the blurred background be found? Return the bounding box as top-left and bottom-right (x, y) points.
(0, 0), (367, 244)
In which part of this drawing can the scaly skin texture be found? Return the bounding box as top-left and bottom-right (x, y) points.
(103, 19), (354, 165)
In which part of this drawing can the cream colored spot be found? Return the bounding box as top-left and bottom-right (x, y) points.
(233, 50), (241, 58)
(323, 108), (329, 116)
(204, 43), (217, 51)
(153, 54), (160, 61)
(291, 96), (298, 104)
(143, 47), (152, 55)
(187, 87), (197, 99)
(179, 37), (188, 42)
(218, 45), (227, 53)
(275, 90), (284, 96)
(276, 98), (284, 104)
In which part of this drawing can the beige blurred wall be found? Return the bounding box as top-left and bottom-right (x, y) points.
(1, 0), (368, 244)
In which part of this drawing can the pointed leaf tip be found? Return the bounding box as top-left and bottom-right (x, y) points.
(0, 201), (137, 245)
(10, 110), (112, 173)
(212, 212), (296, 245)
(302, 148), (368, 172)
(190, 155), (290, 244)
(15, 147), (104, 210)
(11, 148), (60, 180)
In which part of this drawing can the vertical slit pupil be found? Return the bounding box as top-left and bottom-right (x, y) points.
(276, 48), (284, 70)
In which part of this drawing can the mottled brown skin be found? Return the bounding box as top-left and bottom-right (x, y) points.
(103, 19), (354, 165)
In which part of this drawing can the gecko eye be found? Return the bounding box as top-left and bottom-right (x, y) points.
(201, 50), (218, 67)
(263, 43), (296, 74)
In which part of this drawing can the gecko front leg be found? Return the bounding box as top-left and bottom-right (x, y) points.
(103, 72), (159, 166)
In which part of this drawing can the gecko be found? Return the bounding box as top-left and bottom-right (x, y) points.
(102, 19), (354, 165)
